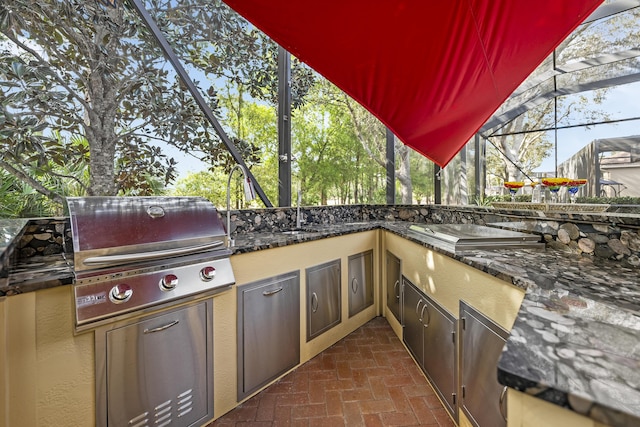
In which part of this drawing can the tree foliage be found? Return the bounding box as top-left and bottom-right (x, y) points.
(0, 0), (314, 214)
(295, 79), (434, 204)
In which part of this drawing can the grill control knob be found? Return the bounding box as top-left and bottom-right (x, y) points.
(109, 283), (133, 304)
(160, 274), (179, 291)
(200, 266), (216, 282)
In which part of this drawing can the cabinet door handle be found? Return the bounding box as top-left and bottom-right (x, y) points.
(351, 277), (359, 293)
(263, 287), (283, 296)
(144, 319), (179, 334)
(420, 303), (429, 326)
(422, 303), (430, 327)
(393, 280), (400, 299)
(499, 386), (508, 421)
(415, 300), (423, 320)
(311, 292), (319, 313)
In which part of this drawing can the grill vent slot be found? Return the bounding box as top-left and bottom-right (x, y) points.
(177, 388), (194, 418)
(154, 399), (172, 426)
(128, 411), (149, 427)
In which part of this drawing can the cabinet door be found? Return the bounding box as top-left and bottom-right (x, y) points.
(401, 277), (425, 367)
(423, 297), (458, 422)
(385, 251), (401, 321)
(460, 301), (509, 427)
(348, 250), (374, 317)
(104, 301), (212, 427)
(237, 272), (300, 400)
(306, 260), (341, 341)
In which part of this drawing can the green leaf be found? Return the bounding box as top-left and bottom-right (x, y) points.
(11, 62), (25, 79)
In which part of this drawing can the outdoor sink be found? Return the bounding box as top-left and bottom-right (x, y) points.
(408, 223), (543, 252)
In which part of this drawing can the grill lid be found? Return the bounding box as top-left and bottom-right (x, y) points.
(67, 197), (228, 274)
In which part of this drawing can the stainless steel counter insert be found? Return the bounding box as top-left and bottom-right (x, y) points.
(408, 223), (543, 252)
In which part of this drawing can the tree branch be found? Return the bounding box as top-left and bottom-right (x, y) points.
(36, 3), (96, 57)
(29, 108), (85, 128)
(44, 168), (89, 194)
(1, 33), (92, 112)
(342, 95), (386, 169)
(0, 159), (65, 206)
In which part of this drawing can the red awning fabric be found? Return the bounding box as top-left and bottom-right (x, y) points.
(222, 0), (602, 167)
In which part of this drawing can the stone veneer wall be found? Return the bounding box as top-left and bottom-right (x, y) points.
(15, 218), (71, 261)
(227, 204), (640, 266)
(16, 205), (640, 266)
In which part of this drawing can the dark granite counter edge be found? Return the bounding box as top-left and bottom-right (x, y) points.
(0, 253), (74, 296)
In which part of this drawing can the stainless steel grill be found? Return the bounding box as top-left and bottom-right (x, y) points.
(67, 196), (235, 331)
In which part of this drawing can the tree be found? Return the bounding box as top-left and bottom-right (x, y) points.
(170, 170), (226, 205)
(487, 105), (556, 184)
(216, 89), (279, 206)
(302, 79), (424, 204)
(0, 0), (313, 213)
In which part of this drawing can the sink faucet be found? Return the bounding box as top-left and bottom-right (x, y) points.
(226, 164), (256, 247)
(296, 189), (302, 229)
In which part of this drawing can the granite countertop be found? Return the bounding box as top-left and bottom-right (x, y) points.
(388, 222), (640, 427)
(0, 219), (29, 285)
(0, 219), (29, 252)
(3, 220), (639, 426)
(2, 253), (74, 296)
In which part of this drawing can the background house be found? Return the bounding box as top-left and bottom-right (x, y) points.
(557, 135), (640, 197)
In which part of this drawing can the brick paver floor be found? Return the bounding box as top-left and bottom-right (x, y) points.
(210, 316), (456, 427)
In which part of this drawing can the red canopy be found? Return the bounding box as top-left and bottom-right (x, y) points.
(222, 0), (602, 166)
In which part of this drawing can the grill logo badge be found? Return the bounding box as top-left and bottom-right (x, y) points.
(76, 292), (107, 308)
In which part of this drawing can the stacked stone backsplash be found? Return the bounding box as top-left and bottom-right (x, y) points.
(225, 204), (438, 235)
(227, 205), (371, 234)
(15, 205), (640, 266)
(227, 204), (640, 264)
(552, 222), (640, 263)
(513, 220), (640, 267)
(16, 218), (71, 261)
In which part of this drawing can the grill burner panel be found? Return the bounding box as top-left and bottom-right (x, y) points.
(74, 257), (233, 330)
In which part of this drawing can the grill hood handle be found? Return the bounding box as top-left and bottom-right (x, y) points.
(83, 241), (224, 267)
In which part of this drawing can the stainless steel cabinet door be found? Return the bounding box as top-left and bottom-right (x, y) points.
(386, 251), (401, 322)
(423, 297), (458, 422)
(460, 301), (509, 427)
(348, 250), (373, 317)
(306, 260), (341, 341)
(237, 271), (300, 400)
(402, 277), (425, 366)
(104, 301), (212, 427)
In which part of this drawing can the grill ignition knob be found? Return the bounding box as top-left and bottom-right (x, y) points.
(200, 266), (216, 282)
(109, 283), (133, 304)
(160, 274), (179, 291)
